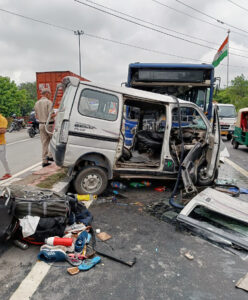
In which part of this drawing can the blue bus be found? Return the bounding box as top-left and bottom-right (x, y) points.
(126, 63), (215, 119)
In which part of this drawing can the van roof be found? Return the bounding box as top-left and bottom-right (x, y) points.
(217, 103), (235, 107)
(65, 76), (188, 104)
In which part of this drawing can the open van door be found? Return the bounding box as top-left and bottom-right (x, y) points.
(181, 105), (221, 194)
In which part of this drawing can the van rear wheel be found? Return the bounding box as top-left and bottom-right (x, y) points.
(74, 166), (108, 195)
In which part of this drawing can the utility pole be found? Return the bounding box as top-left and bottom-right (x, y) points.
(74, 30), (84, 76)
(227, 29), (230, 87)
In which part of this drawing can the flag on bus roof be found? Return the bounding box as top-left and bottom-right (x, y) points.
(212, 36), (228, 67)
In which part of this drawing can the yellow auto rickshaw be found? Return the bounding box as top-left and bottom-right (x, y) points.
(232, 107), (248, 149)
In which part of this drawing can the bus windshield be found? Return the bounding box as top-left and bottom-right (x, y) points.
(127, 63), (215, 119)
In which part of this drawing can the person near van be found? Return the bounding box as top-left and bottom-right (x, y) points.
(34, 88), (54, 167)
(0, 113), (11, 180)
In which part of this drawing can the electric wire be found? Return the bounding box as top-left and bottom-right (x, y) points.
(173, 0), (248, 35)
(74, 0), (217, 51)
(227, 0), (248, 12)
(0, 6), (248, 70)
(85, 0), (248, 55)
(74, 0), (248, 60)
(151, 0), (246, 37)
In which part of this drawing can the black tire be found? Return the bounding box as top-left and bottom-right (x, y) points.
(28, 128), (35, 138)
(233, 141), (239, 149)
(197, 158), (219, 186)
(227, 134), (232, 141)
(73, 166), (108, 195)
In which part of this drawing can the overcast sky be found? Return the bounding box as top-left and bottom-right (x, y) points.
(1, 0), (248, 87)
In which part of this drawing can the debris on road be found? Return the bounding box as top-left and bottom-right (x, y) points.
(97, 232), (112, 241)
(184, 251), (194, 260)
(236, 273), (248, 292)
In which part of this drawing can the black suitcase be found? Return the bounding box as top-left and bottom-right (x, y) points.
(13, 189), (70, 219)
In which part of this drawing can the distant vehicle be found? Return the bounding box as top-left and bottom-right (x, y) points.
(27, 111), (39, 138)
(232, 107), (248, 149)
(8, 114), (25, 132)
(36, 71), (89, 108)
(217, 104), (237, 141)
(126, 63), (217, 119)
(50, 76), (222, 195)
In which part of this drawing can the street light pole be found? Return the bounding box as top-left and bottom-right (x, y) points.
(74, 30), (84, 76)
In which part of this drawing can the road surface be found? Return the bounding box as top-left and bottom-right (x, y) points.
(0, 132), (247, 300)
(0, 129), (41, 176)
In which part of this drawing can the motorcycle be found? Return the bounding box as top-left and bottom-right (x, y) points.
(8, 117), (25, 132)
(27, 120), (39, 138)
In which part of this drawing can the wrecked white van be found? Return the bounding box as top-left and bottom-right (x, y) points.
(50, 76), (221, 195)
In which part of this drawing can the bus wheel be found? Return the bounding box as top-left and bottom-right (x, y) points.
(233, 141), (239, 149)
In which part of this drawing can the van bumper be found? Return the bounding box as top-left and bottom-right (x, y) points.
(50, 142), (66, 167)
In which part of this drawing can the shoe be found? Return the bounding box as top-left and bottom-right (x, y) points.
(37, 249), (66, 262)
(46, 156), (54, 162)
(42, 162), (51, 168)
(0, 174), (12, 180)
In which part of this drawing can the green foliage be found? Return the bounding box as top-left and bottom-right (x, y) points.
(18, 82), (37, 100)
(0, 76), (36, 117)
(215, 74), (248, 111)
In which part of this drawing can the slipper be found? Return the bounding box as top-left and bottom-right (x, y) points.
(37, 249), (66, 263)
(78, 256), (101, 271)
(65, 254), (82, 266)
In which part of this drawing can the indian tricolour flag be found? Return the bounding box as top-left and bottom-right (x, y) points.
(212, 36), (229, 67)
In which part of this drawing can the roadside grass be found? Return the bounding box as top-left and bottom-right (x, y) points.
(36, 169), (67, 189)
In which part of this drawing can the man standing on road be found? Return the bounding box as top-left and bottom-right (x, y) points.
(0, 113), (11, 180)
(35, 88), (54, 167)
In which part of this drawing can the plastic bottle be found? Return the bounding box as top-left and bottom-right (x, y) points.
(111, 182), (126, 190)
(141, 181), (151, 187)
(45, 237), (73, 246)
(129, 182), (145, 188)
(77, 194), (97, 201)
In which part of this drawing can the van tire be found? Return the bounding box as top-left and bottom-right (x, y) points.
(73, 166), (108, 195)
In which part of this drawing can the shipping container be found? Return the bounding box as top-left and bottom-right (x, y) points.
(36, 71), (89, 109)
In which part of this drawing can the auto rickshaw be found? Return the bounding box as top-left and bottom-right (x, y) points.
(232, 107), (248, 149)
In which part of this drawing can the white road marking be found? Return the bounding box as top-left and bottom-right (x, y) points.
(225, 158), (248, 178)
(0, 161), (41, 186)
(9, 261), (51, 300)
(6, 137), (39, 146)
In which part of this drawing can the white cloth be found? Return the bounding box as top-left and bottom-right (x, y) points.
(19, 216), (40, 238)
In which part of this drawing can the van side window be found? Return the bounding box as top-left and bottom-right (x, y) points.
(172, 107), (207, 130)
(78, 89), (118, 121)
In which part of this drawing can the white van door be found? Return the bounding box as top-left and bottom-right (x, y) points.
(65, 85), (123, 168)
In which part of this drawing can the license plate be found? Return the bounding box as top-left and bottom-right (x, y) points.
(221, 131), (228, 135)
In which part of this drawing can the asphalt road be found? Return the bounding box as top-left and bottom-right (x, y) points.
(0, 132), (247, 300)
(223, 138), (248, 171)
(0, 129), (42, 176)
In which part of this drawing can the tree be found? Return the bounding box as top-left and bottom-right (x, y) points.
(18, 82), (37, 100)
(0, 76), (37, 117)
(215, 74), (248, 110)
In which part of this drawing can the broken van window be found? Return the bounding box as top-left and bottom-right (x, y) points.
(172, 107), (207, 130)
(78, 89), (119, 121)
